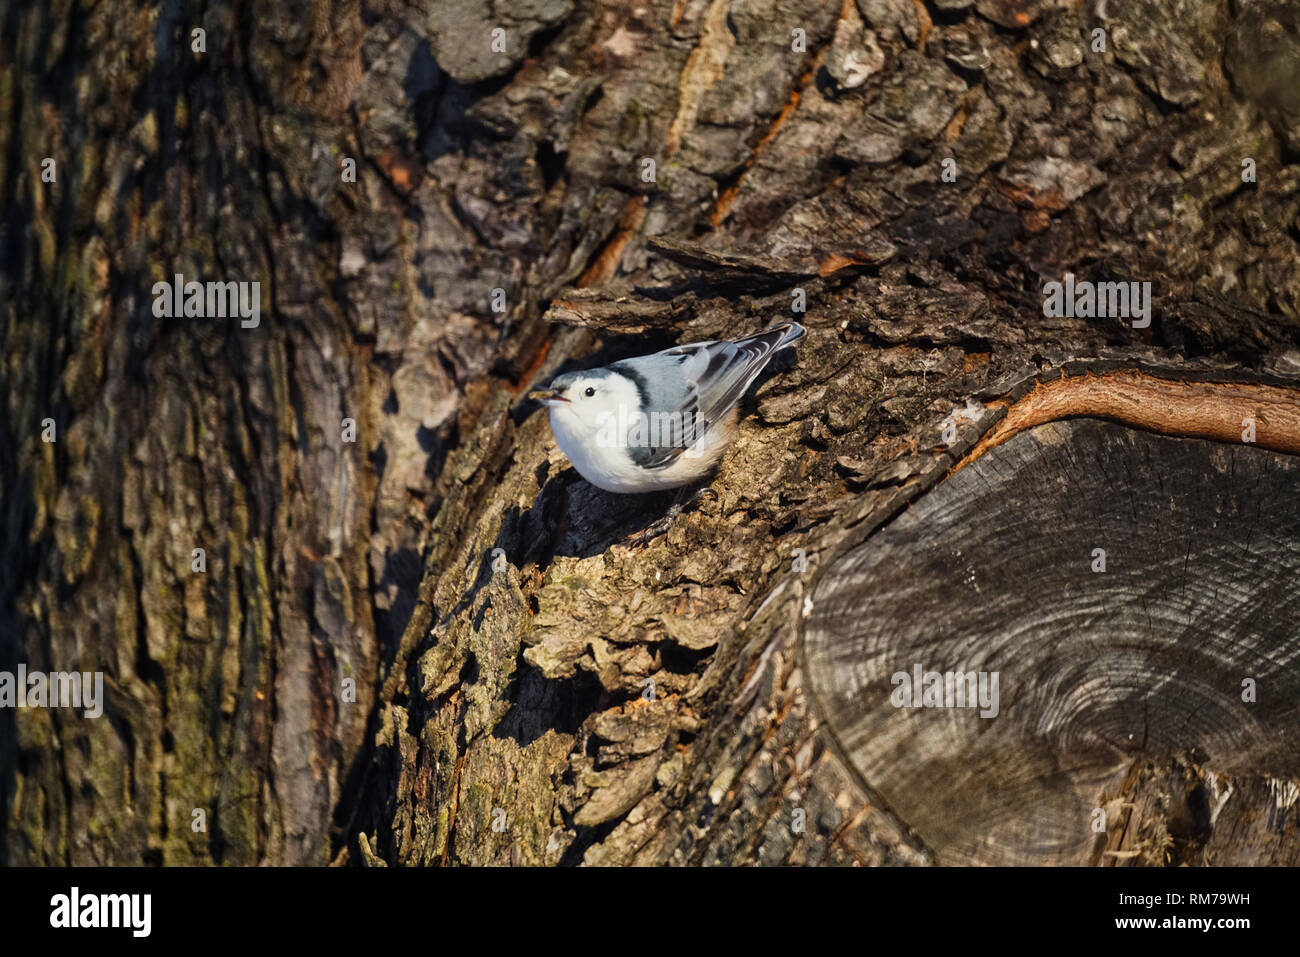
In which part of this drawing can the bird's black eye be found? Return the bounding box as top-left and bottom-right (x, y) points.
(584, 386), (595, 397)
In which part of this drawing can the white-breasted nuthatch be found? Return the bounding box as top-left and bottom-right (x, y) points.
(528, 322), (806, 493)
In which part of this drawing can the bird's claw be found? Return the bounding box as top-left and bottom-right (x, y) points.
(628, 503), (683, 548)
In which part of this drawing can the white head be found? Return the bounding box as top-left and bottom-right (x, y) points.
(528, 365), (729, 493)
(529, 370), (642, 443)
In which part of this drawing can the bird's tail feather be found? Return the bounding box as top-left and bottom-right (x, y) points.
(775, 321), (806, 349)
(732, 321), (806, 351)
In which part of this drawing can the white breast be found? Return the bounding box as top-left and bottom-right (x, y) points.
(548, 406), (735, 493)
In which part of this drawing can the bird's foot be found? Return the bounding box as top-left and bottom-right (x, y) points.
(627, 484), (715, 547)
(628, 504), (682, 548)
(686, 486), (719, 509)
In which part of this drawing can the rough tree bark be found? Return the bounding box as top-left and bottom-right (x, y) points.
(2, 0), (1298, 865)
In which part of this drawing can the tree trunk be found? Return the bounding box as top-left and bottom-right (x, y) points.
(3, 0), (1298, 865)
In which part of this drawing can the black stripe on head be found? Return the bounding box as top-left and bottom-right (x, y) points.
(609, 360), (651, 410)
(550, 366), (618, 391)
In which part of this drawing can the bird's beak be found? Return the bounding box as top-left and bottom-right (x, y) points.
(528, 388), (569, 405)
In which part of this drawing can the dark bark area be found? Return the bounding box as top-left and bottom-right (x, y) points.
(2, 0), (1298, 865)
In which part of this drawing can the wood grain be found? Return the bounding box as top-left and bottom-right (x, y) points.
(804, 419), (1300, 865)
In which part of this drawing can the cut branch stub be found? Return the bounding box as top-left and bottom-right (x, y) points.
(803, 419), (1300, 865)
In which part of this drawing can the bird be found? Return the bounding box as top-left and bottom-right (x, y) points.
(528, 322), (806, 494)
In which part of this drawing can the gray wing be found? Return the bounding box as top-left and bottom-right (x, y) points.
(613, 322), (806, 470)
